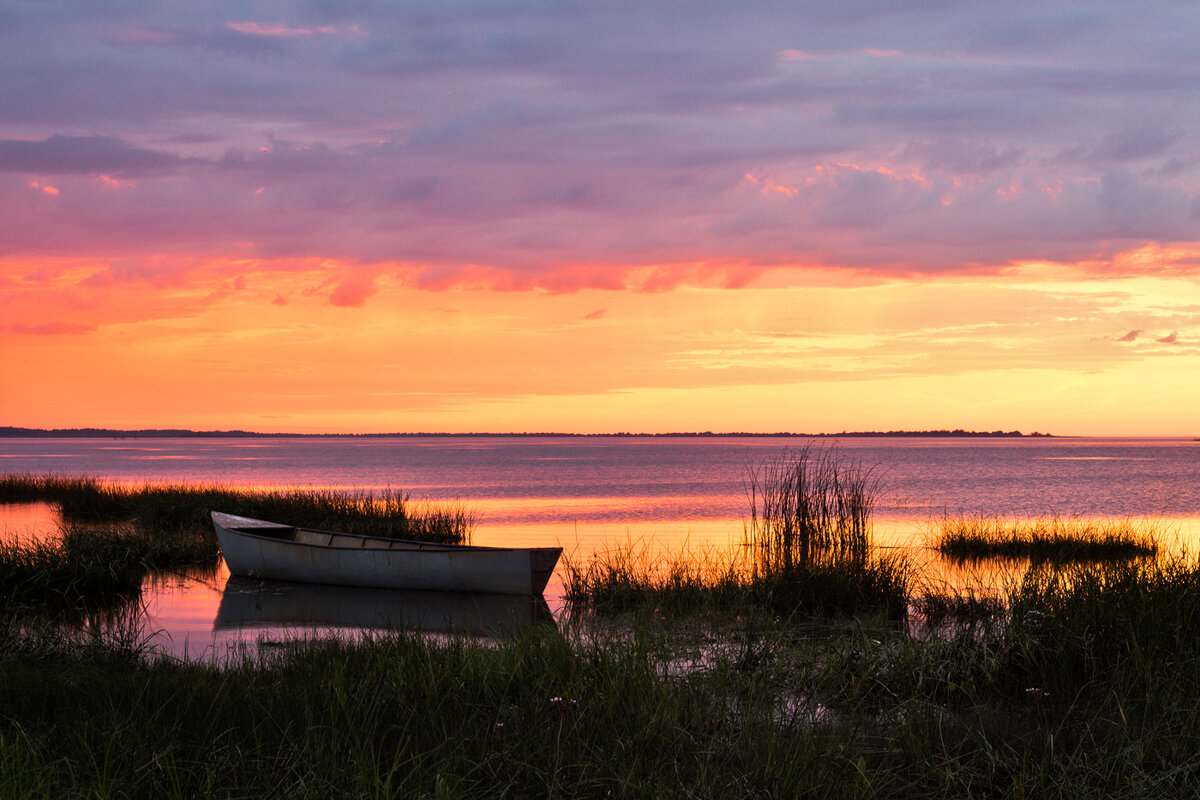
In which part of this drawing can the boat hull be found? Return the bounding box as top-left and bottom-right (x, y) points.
(212, 512), (560, 595)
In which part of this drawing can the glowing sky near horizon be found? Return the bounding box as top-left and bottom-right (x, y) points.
(2, 1), (1199, 435)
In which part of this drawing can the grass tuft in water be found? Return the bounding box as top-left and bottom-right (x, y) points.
(911, 585), (1007, 630)
(933, 514), (1160, 564)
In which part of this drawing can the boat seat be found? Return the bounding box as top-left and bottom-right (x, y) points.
(293, 530), (334, 546)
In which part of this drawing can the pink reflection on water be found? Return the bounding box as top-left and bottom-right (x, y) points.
(0, 501), (60, 544)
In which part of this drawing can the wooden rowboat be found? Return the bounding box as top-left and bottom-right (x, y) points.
(211, 511), (561, 595)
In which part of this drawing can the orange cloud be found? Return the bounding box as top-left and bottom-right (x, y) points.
(8, 322), (96, 335)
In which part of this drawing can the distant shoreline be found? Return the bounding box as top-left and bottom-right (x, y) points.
(0, 426), (1054, 439)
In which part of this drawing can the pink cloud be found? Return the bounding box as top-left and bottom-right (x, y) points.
(226, 22), (319, 37)
(1117, 330), (1141, 342)
(329, 274), (378, 307)
(1157, 331), (1178, 343)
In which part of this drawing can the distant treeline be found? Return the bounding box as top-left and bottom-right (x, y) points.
(0, 427), (1053, 439)
(0, 427), (280, 438)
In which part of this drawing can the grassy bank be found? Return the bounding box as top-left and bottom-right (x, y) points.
(933, 515), (1160, 564)
(7, 555), (1200, 798)
(564, 542), (912, 621)
(0, 475), (475, 605)
(0, 522), (206, 606)
(0, 474), (475, 542)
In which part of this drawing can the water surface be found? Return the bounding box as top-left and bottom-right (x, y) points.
(4, 435), (1198, 658)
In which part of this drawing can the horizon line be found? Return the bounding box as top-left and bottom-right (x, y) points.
(1, 425), (1070, 439)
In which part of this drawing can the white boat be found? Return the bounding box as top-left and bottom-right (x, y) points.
(211, 511), (561, 595)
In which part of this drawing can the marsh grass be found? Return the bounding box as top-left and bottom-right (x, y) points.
(933, 515), (1160, 564)
(0, 524), (147, 605)
(0, 475), (474, 606)
(0, 516), (216, 608)
(910, 585), (1007, 630)
(562, 540), (750, 612)
(0, 474), (475, 542)
(1001, 557), (1200, 697)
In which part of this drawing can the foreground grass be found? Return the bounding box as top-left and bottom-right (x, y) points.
(0, 474), (475, 543)
(8, 555), (1200, 799)
(933, 515), (1160, 564)
(0, 621), (857, 799)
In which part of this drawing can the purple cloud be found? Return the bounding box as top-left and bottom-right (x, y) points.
(0, 1), (1197, 288)
(0, 135), (192, 176)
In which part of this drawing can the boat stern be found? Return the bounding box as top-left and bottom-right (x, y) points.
(528, 547), (562, 594)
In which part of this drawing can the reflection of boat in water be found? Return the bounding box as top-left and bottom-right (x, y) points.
(215, 576), (554, 635)
(211, 511), (561, 595)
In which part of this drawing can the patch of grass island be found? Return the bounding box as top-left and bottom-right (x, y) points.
(933, 514), (1161, 564)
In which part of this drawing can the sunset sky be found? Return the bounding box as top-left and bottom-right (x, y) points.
(2, 1), (1199, 435)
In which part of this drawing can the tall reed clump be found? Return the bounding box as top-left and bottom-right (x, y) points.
(741, 446), (907, 618)
(745, 444), (878, 570)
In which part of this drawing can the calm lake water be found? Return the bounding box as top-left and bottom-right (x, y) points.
(3, 435), (1199, 658)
